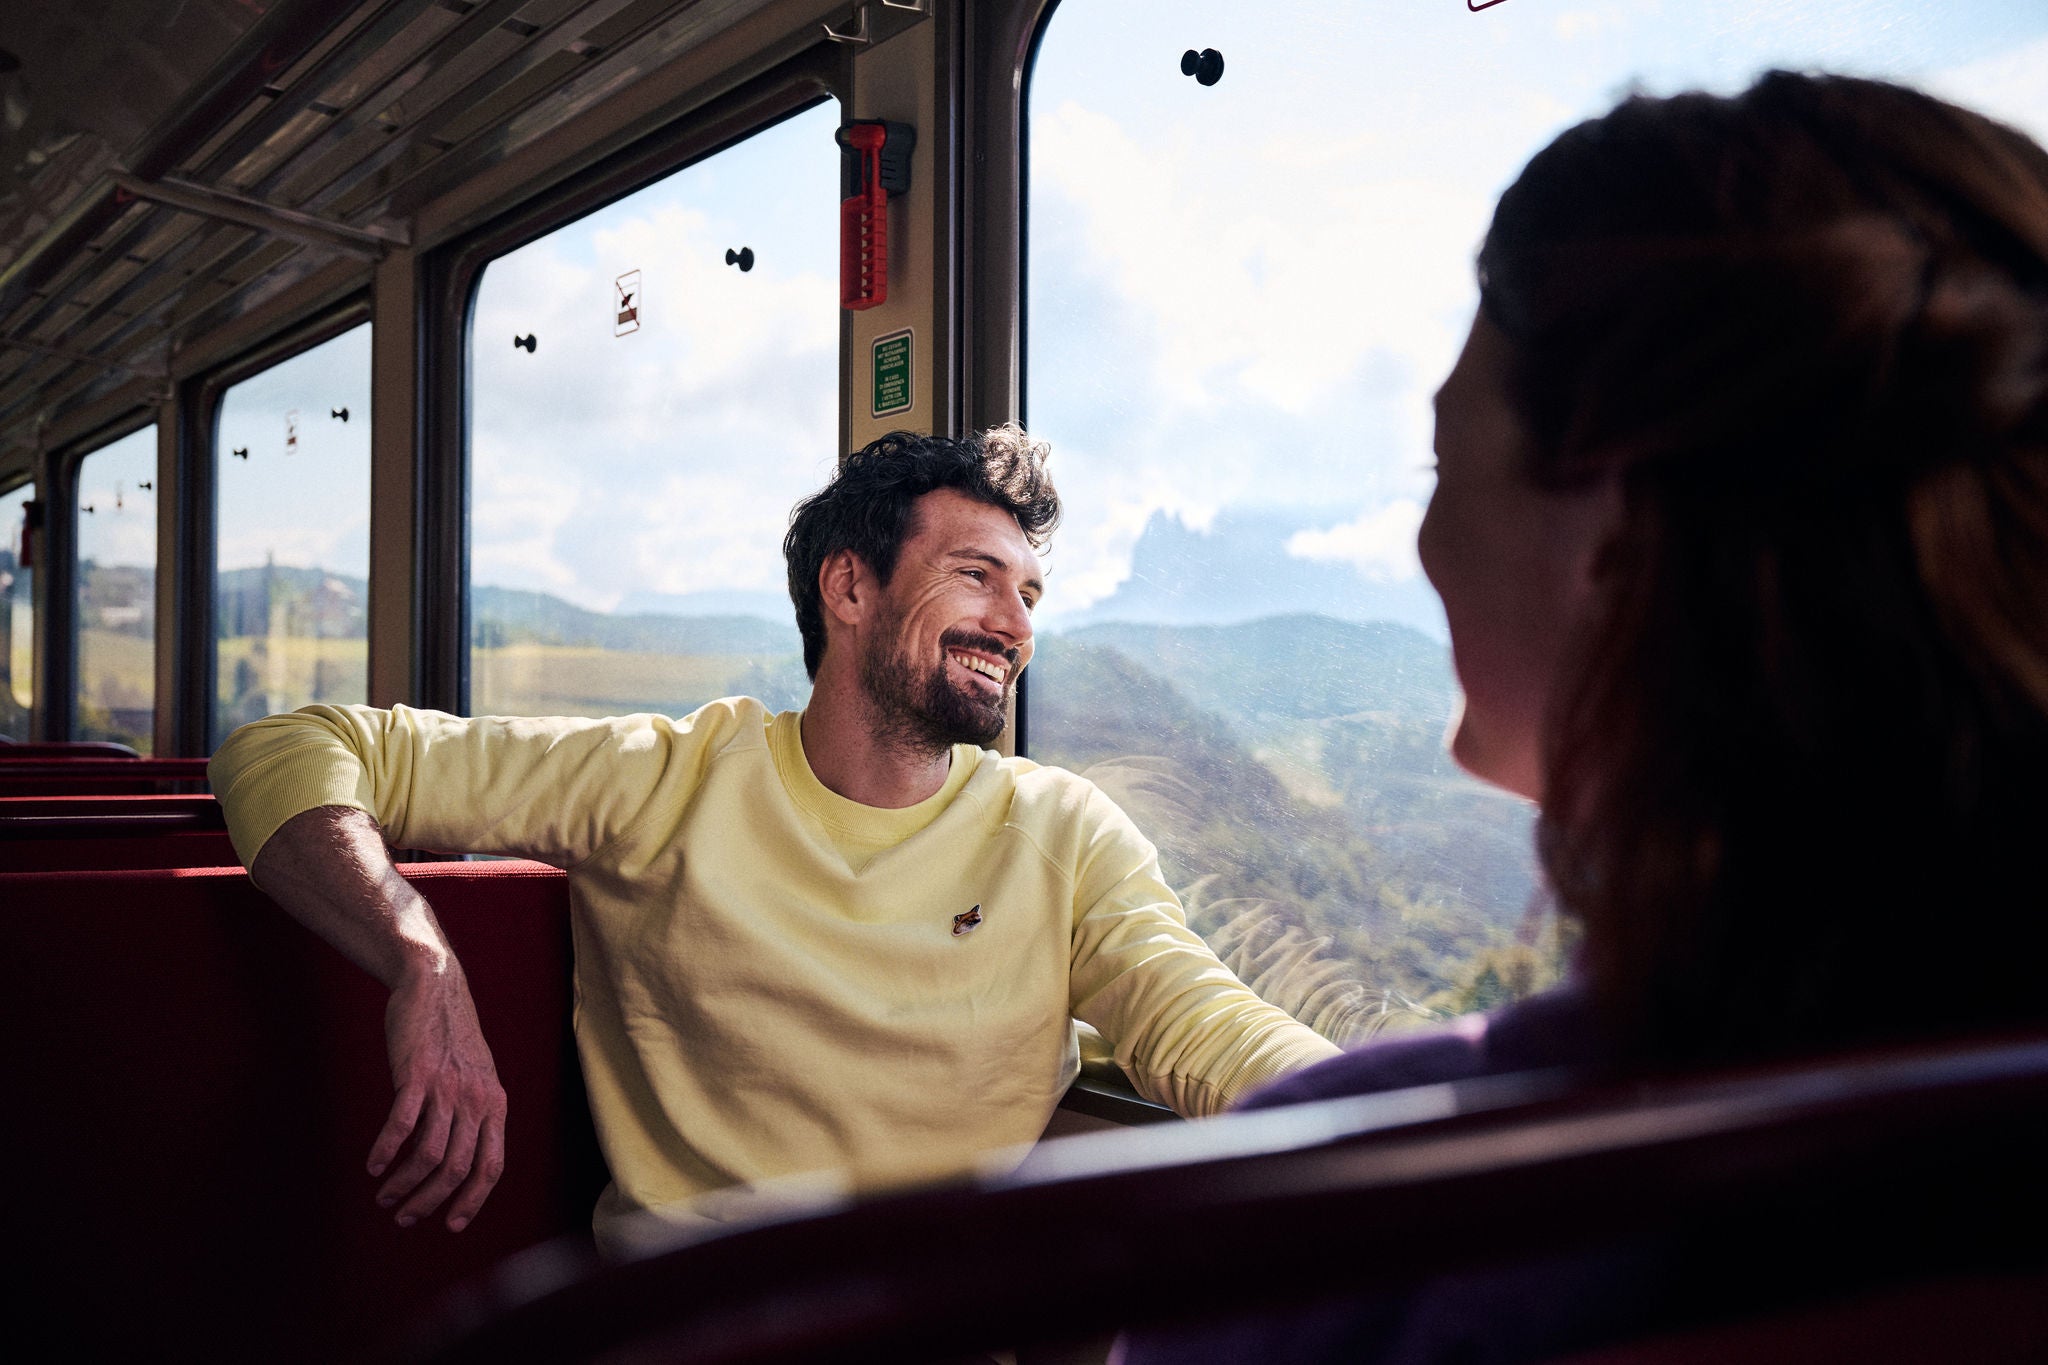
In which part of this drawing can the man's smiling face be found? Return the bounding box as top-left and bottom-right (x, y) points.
(858, 487), (1042, 751)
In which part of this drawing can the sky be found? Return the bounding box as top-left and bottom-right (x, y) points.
(1025, 0), (2048, 633)
(186, 0), (2048, 637)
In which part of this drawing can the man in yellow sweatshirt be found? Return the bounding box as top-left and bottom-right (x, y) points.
(210, 425), (1340, 1250)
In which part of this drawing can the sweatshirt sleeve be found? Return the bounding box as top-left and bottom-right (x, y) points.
(1064, 785), (1341, 1116)
(208, 702), (733, 870)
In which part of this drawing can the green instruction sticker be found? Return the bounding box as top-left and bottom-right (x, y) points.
(872, 329), (913, 418)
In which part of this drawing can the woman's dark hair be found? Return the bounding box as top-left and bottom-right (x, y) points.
(1479, 72), (2048, 1065)
(784, 426), (1060, 678)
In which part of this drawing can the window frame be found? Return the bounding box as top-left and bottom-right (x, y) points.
(966, 0), (1061, 754)
(420, 48), (843, 720)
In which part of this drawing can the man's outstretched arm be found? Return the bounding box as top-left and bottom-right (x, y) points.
(1064, 788), (1342, 1115)
(254, 805), (507, 1232)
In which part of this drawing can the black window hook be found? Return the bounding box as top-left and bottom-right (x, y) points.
(725, 247), (755, 272)
(1180, 47), (1224, 86)
(330, 406), (349, 422)
(232, 447), (249, 460)
(514, 334), (537, 353)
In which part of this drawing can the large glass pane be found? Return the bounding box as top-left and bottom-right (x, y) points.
(75, 427), (157, 752)
(467, 103), (838, 719)
(1025, 1), (2048, 1038)
(1, 480), (31, 739)
(214, 324), (371, 742)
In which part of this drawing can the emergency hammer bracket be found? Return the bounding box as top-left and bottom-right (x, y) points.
(837, 119), (915, 199)
(835, 120), (916, 310)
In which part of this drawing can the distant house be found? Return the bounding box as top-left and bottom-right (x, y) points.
(79, 562), (155, 637)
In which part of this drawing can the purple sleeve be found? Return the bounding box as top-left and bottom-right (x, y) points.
(1234, 987), (1597, 1114)
(1233, 1018), (1495, 1112)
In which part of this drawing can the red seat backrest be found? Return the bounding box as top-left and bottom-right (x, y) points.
(1544, 1270), (2048, 1365)
(0, 756), (212, 795)
(0, 740), (142, 758)
(4, 860), (607, 1362)
(0, 828), (241, 869)
(0, 793), (240, 870)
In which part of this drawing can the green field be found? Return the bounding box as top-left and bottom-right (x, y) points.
(75, 629), (801, 732)
(216, 634), (368, 732)
(77, 627), (155, 751)
(471, 643), (804, 717)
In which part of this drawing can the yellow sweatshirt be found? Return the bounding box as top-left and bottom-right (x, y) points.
(210, 698), (1339, 1238)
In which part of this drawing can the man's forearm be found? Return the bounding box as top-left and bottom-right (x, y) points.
(252, 805), (457, 990)
(251, 804), (508, 1231)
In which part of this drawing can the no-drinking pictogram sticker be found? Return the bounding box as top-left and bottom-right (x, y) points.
(615, 269), (642, 336)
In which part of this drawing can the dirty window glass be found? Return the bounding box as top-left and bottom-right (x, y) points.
(75, 426), (157, 752)
(466, 102), (839, 720)
(1, 479), (32, 738)
(214, 324), (371, 743)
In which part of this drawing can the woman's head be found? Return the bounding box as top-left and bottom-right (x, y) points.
(1435, 72), (2048, 1063)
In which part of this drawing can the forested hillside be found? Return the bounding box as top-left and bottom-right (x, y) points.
(1030, 616), (1556, 1036)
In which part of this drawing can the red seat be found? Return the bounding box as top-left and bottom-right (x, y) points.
(0, 756), (212, 795)
(397, 1034), (2048, 1365)
(0, 794), (240, 870)
(5, 860), (607, 1362)
(0, 740), (142, 758)
(1547, 1271), (2048, 1365)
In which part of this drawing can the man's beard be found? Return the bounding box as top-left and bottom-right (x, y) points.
(858, 609), (1016, 754)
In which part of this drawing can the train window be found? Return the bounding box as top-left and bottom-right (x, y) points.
(214, 324), (372, 742)
(466, 103), (838, 720)
(1022, 0), (2048, 1039)
(1, 479), (31, 739)
(74, 427), (158, 753)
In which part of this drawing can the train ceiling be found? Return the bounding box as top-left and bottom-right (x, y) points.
(0, 0), (801, 460)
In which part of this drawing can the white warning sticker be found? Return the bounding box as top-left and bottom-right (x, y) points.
(614, 270), (642, 337)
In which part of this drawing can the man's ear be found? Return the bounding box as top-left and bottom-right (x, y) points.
(818, 548), (872, 629)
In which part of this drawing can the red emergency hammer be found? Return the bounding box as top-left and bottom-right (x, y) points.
(839, 122), (889, 311)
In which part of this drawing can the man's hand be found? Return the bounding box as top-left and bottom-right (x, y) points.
(370, 967), (508, 1232)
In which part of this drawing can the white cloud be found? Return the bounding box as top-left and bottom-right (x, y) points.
(1923, 32), (2048, 144)
(466, 173), (838, 611)
(1037, 443), (1225, 615)
(1034, 101), (1487, 417)
(625, 464), (818, 600)
(1554, 10), (1613, 42)
(77, 513), (155, 570)
(1286, 499), (1427, 583)
(468, 456), (588, 603)
(217, 514), (366, 575)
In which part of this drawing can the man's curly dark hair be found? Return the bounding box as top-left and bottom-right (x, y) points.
(784, 426), (1061, 678)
